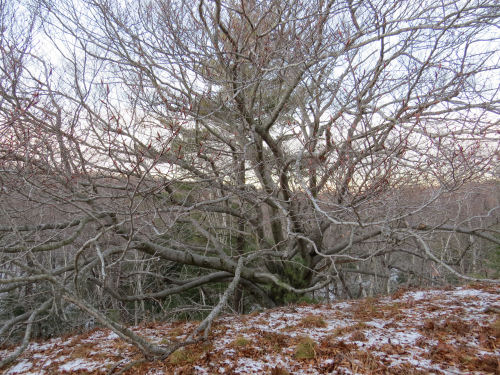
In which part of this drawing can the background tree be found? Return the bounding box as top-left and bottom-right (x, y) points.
(1, 0), (499, 365)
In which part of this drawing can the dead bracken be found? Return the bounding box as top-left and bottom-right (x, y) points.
(0, 284), (498, 374)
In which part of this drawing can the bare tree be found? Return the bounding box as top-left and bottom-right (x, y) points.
(1, 0), (499, 366)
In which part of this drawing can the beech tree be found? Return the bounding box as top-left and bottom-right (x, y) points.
(1, 0), (499, 365)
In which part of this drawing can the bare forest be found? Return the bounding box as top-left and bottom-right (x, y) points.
(0, 0), (499, 366)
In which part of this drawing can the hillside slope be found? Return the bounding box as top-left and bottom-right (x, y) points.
(1, 284), (499, 374)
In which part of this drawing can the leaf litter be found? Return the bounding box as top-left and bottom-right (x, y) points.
(1, 283), (498, 374)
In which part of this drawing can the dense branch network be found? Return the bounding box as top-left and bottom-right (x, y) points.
(0, 0), (499, 365)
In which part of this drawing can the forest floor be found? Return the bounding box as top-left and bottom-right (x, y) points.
(1, 283), (499, 375)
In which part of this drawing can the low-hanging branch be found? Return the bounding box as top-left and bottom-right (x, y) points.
(88, 271), (232, 301)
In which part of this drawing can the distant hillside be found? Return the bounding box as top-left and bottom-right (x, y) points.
(1, 283), (499, 375)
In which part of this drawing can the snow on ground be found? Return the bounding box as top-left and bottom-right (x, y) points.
(4, 361), (32, 375)
(1, 283), (499, 374)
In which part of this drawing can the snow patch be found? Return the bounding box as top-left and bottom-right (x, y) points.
(106, 331), (120, 340)
(233, 358), (266, 373)
(5, 361), (32, 374)
(452, 288), (486, 297)
(391, 330), (422, 345)
(406, 291), (428, 300)
(58, 358), (99, 372)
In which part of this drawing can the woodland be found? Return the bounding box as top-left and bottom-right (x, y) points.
(0, 0), (499, 367)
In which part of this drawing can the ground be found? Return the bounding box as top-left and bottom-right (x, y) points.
(1, 283), (499, 374)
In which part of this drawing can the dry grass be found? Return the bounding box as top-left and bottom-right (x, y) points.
(169, 348), (198, 365)
(294, 336), (317, 360)
(299, 314), (327, 328)
(231, 335), (251, 347)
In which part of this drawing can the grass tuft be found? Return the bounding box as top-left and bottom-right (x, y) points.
(294, 336), (317, 360)
(232, 335), (251, 347)
(169, 348), (197, 365)
(299, 314), (327, 328)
